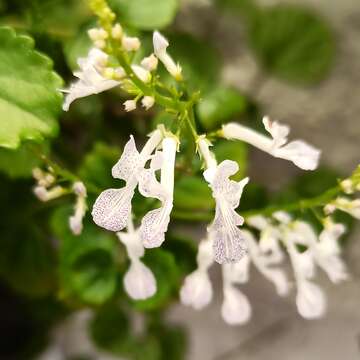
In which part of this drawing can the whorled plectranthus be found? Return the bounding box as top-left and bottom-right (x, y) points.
(92, 130), (162, 232)
(137, 137), (177, 248)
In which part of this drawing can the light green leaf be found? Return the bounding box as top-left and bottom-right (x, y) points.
(197, 87), (248, 131)
(0, 142), (47, 178)
(0, 27), (63, 149)
(109, 0), (179, 30)
(248, 5), (335, 84)
(51, 206), (119, 305)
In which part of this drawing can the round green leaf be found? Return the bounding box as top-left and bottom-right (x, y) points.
(197, 87), (248, 130)
(109, 0), (179, 30)
(0, 27), (63, 149)
(248, 5), (335, 84)
(51, 207), (119, 305)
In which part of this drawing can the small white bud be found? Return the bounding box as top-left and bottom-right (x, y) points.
(73, 181), (87, 197)
(324, 203), (336, 215)
(88, 28), (108, 41)
(34, 185), (65, 202)
(141, 96), (155, 110)
(124, 100), (137, 112)
(32, 167), (44, 181)
(122, 36), (141, 52)
(141, 54), (158, 72)
(341, 179), (354, 194)
(131, 65), (151, 83)
(94, 39), (106, 49)
(114, 67), (126, 80)
(111, 23), (123, 39)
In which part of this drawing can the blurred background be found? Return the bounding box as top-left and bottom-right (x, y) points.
(0, 0), (359, 359)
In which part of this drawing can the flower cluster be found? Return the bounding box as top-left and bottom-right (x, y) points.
(36, 1), (357, 324)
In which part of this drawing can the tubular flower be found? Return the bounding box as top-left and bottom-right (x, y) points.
(117, 221), (156, 300)
(222, 116), (321, 170)
(180, 237), (214, 310)
(206, 160), (249, 264)
(153, 31), (182, 81)
(69, 181), (87, 236)
(137, 136), (177, 248)
(221, 262), (252, 325)
(325, 197), (360, 219)
(92, 129), (163, 232)
(62, 48), (120, 111)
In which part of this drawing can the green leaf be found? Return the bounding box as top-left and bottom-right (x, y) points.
(0, 176), (56, 297)
(197, 87), (248, 130)
(174, 175), (214, 213)
(248, 5), (335, 84)
(0, 27), (62, 149)
(79, 142), (120, 190)
(163, 33), (221, 92)
(0, 141), (47, 178)
(51, 206), (119, 305)
(131, 249), (180, 310)
(213, 139), (248, 180)
(109, 0), (179, 30)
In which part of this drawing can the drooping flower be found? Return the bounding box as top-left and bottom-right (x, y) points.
(137, 136), (177, 248)
(69, 181), (87, 236)
(206, 160), (249, 264)
(283, 222), (327, 319)
(180, 237), (214, 310)
(153, 31), (182, 81)
(141, 96), (155, 110)
(242, 230), (290, 296)
(62, 48), (120, 111)
(117, 222), (156, 300)
(222, 116), (321, 170)
(123, 99), (137, 112)
(92, 129), (163, 232)
(221, 263), (252, 325)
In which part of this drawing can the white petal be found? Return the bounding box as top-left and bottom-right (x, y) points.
(132, 65), (151, 83)
(296, 281), (326, 319)
(124, 261), (156, 300)
(316, 254), (349, 284)
(137, 168), (167, 202)
(92, 187), (133, 232)
(180, 270), (213, 310)
(140, 203), (172, 248)
(262, 116), (289, 149)
(153, 31), (169, 56)
(274, 140), (321, 170)
(264, 268), (290, 296)
(246, 215), (269, 230)
(117, 230), (144, 260)
(221, 286), (251, 325)
(223, 257), (250, 285)
(111, 136), (142, 181)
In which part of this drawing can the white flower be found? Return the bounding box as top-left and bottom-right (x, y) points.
(131, 65), (151, 83)
(180, 238), (214, 310)
(141, 96), (155, 110)
(153, 31), (182, 81)
(206, 160), (249, 264)
(221, 264), (251, 325)
(92, 130), (163, 232)
(285, 226), (327, 319)
(124, 99), (137, 112)
(33, 185), (66, 202)
(314, 220), (348, 284)
(325, 197), (360, 219)
(122, 36), (141, 51)
(137, 137), (177, 248)
(69, 182), (87, 236)
(222, 116), (321, 170)
(141, 54), (158, 72)
(242, 230), (290, 296)
(117, 224), (156, 300)
(62, 48), (120, 111)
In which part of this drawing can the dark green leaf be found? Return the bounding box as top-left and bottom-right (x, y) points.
(248, 5), (335, 84)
